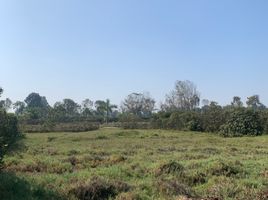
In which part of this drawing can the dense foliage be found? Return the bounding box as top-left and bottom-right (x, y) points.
(0, 110), (21, 168)
(2, 80), (268, 136)
(220, 108), (263, 137)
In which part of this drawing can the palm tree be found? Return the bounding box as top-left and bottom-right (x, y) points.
(95, 99), (117, 123)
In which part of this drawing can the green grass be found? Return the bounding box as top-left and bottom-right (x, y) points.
(2, 128), (268, 200)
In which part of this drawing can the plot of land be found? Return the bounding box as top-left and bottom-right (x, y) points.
(2, 128), (268, 200)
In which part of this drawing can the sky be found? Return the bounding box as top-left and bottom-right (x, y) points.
(1, 0), (268, 107)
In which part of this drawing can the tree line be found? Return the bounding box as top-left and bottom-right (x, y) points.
(1, 80), (268, 136)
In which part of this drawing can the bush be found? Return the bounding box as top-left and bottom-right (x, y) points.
(119, 114), (150, 129)
(206, 159), (244, 177)
(69, 177), (131, 200)
(220, 108), (263, 137)
(156, 178), (193, 197)
(151, 111), (203, 131)
(0, 110), (22, 168)
(201, 103), (225, 132)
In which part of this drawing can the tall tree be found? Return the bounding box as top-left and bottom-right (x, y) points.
(162, 80), (200, 111)
(61, 99), (80, 116)
(25, 93), (49, 109)
(24, 93), (50, 120)
(121, 92), (155, 118)
(0, 98), (12, 111)
(81, 99), (94, 117)
(202, 99), (210, 107)
(0, 88), (21, 167)
(13, 101), (26, 115)
(95, 99), (117, 123)
(201, 101), (225, 132)
(246, 95), (265, 110)
(231, 96), (243, 107)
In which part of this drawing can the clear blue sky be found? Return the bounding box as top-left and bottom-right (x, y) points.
(1, 0), (268, 106)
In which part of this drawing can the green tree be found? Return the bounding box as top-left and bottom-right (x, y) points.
(0, 98), (12, 111)
(13, 101), (26, 115)
(25, 93), (49, 109)
(201, 102), (225, 132)
(81, 99), (94, 118)
(95, 99), (117, 123)
(52, 99), (80, 122)
(231, 96), (243, 108)
(24, 93), (50, 121)
(0, 88), (21, 168)
(246, 95), (266, 110)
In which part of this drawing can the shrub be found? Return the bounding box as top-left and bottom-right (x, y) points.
(0, 110), (22, 168)
(220, 108), (263, 137)
(119, 114), (150, 129)
(156, 178), (193, 197)
(206, 160), (244, 177)
(151, 111), (203, 131)
(69, 177), (131, 200)
(201, 103), (225, 132)
(168, 112), (184, 129)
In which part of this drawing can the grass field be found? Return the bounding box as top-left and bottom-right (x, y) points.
(1, 128), (268, 200)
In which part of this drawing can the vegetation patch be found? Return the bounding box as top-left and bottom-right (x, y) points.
(155, 161), (184, 176)
(156, 178), (194, 197)
(185, 171), (207, 186)
(2, 128), (268, 199)
(69, 177), (131, 200)
(115, 192), (142, 200)
(206, 160), (244, 177)
(113, 131), (141, 137)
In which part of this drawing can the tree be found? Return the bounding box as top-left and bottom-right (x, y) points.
(0, 98), (12, 111)
(231, 96), (243, 108)
(25, 93), (49, 109)
(0, 89), (12, 111)
(246, 95), (266, 110)
(121, 92), (155, 118)
(202, 99), (210, 107)
(24, 93), (50, 121)
(95, 99), (117, 123)
(162, 80), (200, 111)
(201, 101), (225, 132)
(13, 101), (26, 115)
(81, 99), (94, 117)
(49, 99), (81, 123)
(0, 88), (21, 168)
(62, 99), (80, 116)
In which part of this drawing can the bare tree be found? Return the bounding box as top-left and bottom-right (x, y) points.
(162, 80), (200, 111)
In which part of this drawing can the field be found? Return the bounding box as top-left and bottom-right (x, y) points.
(1, 128), (268, 200)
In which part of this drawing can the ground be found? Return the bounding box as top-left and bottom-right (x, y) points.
(1, 128), (268, 200)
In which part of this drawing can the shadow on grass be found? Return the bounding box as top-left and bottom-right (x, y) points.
(0, 172), (65, 200)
